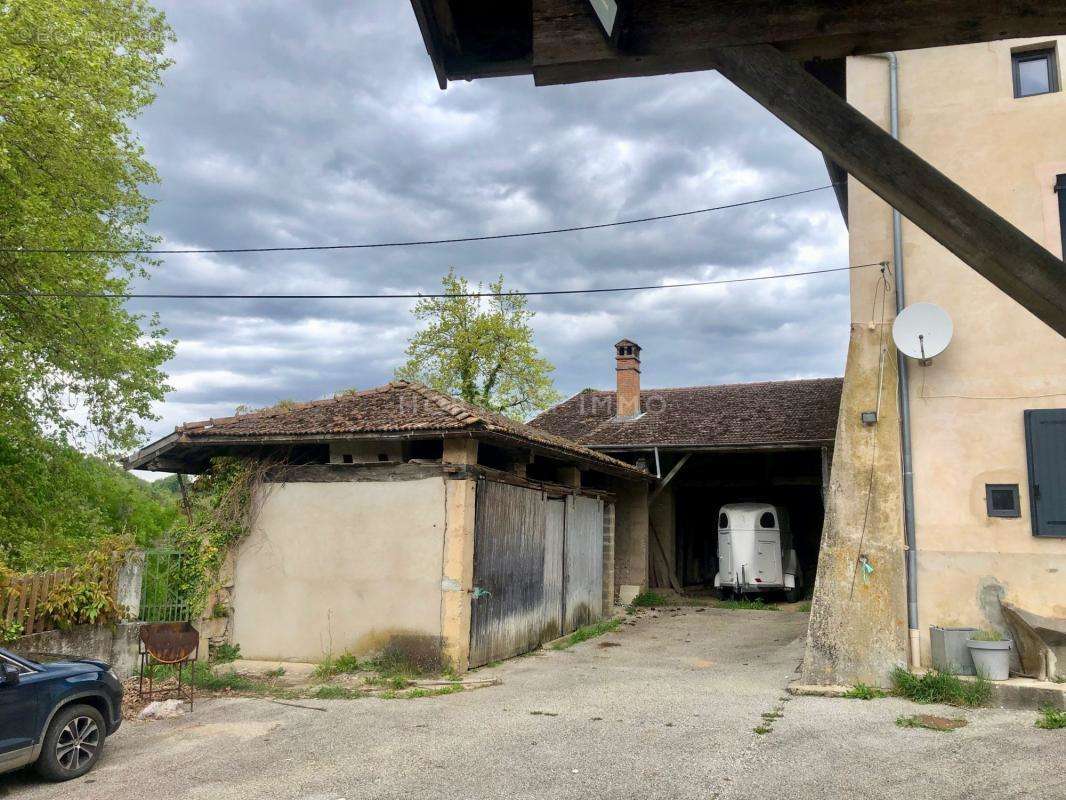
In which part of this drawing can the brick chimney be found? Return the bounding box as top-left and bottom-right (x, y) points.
(614, 339), (642, 419)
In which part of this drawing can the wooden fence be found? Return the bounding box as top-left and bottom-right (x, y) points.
(2, 569), (76, 637)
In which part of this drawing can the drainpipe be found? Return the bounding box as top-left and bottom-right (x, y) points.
(872, 52), (921, 670)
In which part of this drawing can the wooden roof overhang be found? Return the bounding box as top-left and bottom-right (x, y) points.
(125, 429), (651, 482)
(410, 0), (1066, 338)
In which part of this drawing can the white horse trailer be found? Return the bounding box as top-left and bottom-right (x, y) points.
(714, 503), (803, 602)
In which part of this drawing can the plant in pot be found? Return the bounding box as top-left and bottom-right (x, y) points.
(967, 629), (1012, 681)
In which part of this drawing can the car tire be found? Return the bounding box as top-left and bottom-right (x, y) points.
(35, 703), (106, 781)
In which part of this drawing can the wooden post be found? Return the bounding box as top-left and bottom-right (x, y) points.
(176, 473), (194, 524)
(706, 43), (1066, 338)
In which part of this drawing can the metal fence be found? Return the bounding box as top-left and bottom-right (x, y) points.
(138, 548), (192, 622)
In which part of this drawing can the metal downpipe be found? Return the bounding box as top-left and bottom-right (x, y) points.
(875, 52), (921, 669)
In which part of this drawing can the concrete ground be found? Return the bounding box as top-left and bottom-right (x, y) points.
(2, 607), (1060, 800)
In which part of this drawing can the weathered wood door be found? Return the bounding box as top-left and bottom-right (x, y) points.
(469, 480), (548, 667)
(469, 481), (605, 667)
(563, 495), (604, 631)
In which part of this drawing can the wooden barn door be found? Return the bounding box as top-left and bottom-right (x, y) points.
(469, 480), (549, 668)
(563, 495), (604, 632)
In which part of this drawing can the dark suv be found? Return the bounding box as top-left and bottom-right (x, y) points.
(0, 647), (123, 781)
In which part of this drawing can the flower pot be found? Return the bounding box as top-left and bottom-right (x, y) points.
(966, 638), (1012, 681)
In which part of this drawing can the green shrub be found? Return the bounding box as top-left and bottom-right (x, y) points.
(890, 667), (992, 708)
(629, 591), (666, 608)
(314, 651), (362, 680)
(1035, 705), (1066, 730)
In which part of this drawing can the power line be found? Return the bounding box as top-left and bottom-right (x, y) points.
(1, 262), (884, 301)
(1, 185), (838, 255)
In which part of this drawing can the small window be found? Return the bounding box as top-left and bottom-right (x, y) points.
(759, 512), (776, 528)
(1012, 47), (1059, 98)
(718, 513), (728, 529)
(342, 453), (354, 464)
(986, 484), (1020, 518)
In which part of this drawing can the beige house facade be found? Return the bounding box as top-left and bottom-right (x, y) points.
(806, 37), (1066, 683)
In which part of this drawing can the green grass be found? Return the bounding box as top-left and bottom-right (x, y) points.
(843, 682), (888, 700)
(890, 668), (992, 708)
(1035, 705), (1066, 730)
(551, 618), (623, 650)
(753, 725), (772, 735)
(629, 591), (667, 608)
(311, 685), (362, 700)
(796, 601), (812, 613)
(715, 597), (778, 611)
(970, 628), (1008, 642)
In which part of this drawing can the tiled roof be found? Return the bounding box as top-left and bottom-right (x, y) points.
(529, 378), (843, 449)
(131, 380), (642, 475)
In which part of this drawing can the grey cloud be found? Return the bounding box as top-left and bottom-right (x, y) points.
(128, 0), (852, 445)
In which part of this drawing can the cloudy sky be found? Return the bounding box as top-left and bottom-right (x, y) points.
(128, 0), (850, 455)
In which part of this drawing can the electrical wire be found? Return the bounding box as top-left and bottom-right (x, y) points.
(0, 262), (884, 301)
(0, 184), (839, 256)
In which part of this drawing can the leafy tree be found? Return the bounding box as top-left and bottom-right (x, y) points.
(397, 270), (561, 418)
(0, 0), (175, 454)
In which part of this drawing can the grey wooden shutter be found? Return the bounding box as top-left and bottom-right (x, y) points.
(1056, 174), (1066, 261)
(1024, 409), (1066, 537)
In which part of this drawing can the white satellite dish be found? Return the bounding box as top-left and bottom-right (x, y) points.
(893, 302), (953, 363)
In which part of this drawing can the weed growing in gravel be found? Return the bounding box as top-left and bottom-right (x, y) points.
(1035, 705), (1066, 730)
(211, 643), (241, 664)
(753, 725), (772, 735)
(264, 667), (286, 679)
(890, 668), (991, 708)
(843, 683), (887, 700)
(796, 601), (812, 613)
(715, 597), (778, 611)
(552, 618), (622, 650)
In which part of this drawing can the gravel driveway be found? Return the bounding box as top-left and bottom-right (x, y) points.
(2, 607), (1059, 800)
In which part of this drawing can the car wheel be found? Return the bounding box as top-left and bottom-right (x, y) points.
(35, 704), (106, 781)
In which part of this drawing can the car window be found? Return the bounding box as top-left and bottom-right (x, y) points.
(1, 654), (32, 675)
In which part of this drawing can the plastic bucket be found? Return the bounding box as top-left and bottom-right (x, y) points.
(966, 639), (1012, 681)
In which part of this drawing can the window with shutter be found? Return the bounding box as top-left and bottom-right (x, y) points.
(1056, 174), (1066, 260)
(1024, 409), (1066, 537)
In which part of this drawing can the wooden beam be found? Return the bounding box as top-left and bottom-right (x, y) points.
(706, 44), (1066, 337)
(529, 0), (1066, 86)
(650, 452), (690, 503)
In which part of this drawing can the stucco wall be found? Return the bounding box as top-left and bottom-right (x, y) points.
(231, 478), (447, 663)
(848, 39), (1066, 665)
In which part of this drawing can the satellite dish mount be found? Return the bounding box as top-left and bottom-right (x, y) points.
(892, 303), (954, 366)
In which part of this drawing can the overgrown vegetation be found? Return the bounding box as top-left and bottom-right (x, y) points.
(161, 459), (273, 618)
(551, 618), (622, 650)
(843, 683), (888, 700)
(1035, 705), (1066, 730)
(970, 628), (1008, 642)
(314, 652), (362, 680)
(0, 440), (178, 572)
(0, 0), (177, 571)
(716, 597), (778, 611)
(890, 668), (992, 708)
